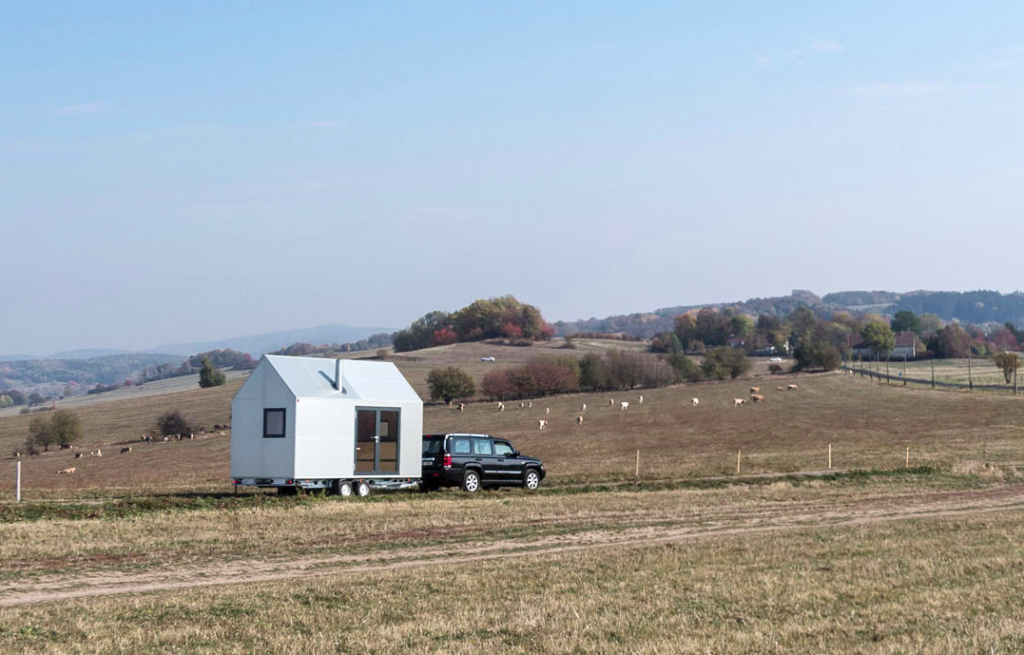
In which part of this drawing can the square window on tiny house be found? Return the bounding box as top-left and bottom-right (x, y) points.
(263, 408), (286, 438)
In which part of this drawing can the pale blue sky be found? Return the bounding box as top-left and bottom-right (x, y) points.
(2, 2), (1023, 353)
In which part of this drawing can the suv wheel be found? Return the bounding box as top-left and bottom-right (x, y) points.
(523, 469), (541, 490)
(462, 470), (481, 493)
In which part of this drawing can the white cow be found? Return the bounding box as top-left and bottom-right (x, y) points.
(620, 401), (629, 411)
(576, 415), (583, 425)
(691, 398), (700, 407)
(546, 407), (550, 415)
(609, 399), (615, 406)
(638, 395), (643, 404)
(538, 419), (547, 430)
(497, 402), (505, 411)
(734, 398), (746, 407)
(581, 403), (587, 412)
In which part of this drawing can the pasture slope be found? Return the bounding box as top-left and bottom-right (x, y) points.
(1, 340), (1024, 653)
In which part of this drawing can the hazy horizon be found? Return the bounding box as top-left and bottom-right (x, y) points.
(3, 3), (1023, 353)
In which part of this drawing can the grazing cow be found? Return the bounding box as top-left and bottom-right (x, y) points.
(609, 399), (615, 406)
(638, 395), (643, 404)
(538, 419), (547, 430)
(581, 403), (587, 412)
(691, 398), (699, 407)
(576, 415), (583, 425)
(787, 384), (799, 391)
(459, 403), (465, 413)
(750, 394), (765, 403)
(120, 446), (132, 454)
(189, 433), (195, 440)
(528, 401), (533, 408)
(57, 467), (76, 475)
(520, 402), (525, 408)
(734, 398), (746, 407)
(750, 387), (760, 394)
(620, 401), (629, 411)
(75, 452), (84, 459)
(546, 408), (550, 415)
(497, 402), (505, 412)
(60, 443), (72, 450)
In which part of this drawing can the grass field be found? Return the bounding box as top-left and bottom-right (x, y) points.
(1, 482), (1023, 653)
(1, 341), (1024, 652)
(2, 352), (1024, 494)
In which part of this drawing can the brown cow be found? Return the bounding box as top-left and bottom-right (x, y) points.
(750, 394), (765, 403)
(75, 452), (84, 459)
(787, 384), (799, 391)
(750, 387), (761, 394)
(57, 467), (76, 475)
(576, 415), (583, 425)
(120, 446), (132, 454)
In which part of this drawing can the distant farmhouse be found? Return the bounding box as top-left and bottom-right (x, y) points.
(849, 331), (918, 359)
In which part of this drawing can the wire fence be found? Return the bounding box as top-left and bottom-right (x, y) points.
(841, 362), (1019, 394)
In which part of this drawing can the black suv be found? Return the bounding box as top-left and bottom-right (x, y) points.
(421, 433), (545, 492)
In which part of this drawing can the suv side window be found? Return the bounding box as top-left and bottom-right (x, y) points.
(493, 441), (514, 457)
(472, 438), (493, 456)
(452, 438), (472, 455)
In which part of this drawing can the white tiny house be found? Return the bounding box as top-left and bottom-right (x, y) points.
(230, 355), (423, 493)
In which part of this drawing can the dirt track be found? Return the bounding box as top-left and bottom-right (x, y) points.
(3, 484), (1023, 608)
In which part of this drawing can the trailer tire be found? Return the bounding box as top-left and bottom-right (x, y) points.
(355, 481), (371, 497)
(461, 469), (481, 493)
(333, 480), (353, 497)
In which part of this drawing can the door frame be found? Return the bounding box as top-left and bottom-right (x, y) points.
(353, 406), (401, 475)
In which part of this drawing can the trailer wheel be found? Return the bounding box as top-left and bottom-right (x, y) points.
(461, 470), (481, 493)
(355, 481), (371, 497)
(523, 469), (541, 491)
(334, 480), (353, 497)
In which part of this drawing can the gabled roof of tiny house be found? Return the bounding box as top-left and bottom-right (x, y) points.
(261, 355), (422, 403)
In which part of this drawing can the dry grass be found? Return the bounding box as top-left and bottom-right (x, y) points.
(2, 507), (1023, 653)
(3, 355), (1024, 494)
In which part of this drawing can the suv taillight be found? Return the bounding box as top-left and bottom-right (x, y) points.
(442, 454), (452, 469)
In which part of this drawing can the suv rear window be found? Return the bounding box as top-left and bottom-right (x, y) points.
(422, 438), (443, 455)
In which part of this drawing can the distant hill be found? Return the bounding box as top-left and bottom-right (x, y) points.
(146, 324), (396, 357)
(0, 353), (185, 396)
(556, 289), (1024, 338)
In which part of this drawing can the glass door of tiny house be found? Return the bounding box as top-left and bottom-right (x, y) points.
(355, 408), (400, 474)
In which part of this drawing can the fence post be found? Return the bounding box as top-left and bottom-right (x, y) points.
(968, 348), (973, 390)
(736, 449), (741, 475)
(905, 446), (909, 469)
(903, 355), (907, 386)
(15, 461), (21, 503)
(635, 449), (640, 480)
(931, 357), (935, 389)
(828, 443), (832, 470)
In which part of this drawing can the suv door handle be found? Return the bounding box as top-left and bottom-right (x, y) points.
(474, 458), (483, 462)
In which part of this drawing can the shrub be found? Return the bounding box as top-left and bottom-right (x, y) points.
(481, 369), (516, 400)
(664, 352), (702, 382)
(199, 358), (227, 388)
(426, 367), (477, 404)
(49, 410), (83, 448)
(157, 410), (194, 437)
(768, 363), (784, 375)
(701, 347), (751, 380)
(28, 415), (53, 452)
(992, 352), (1021, 384)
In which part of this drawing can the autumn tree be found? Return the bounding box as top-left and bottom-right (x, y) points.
(861, 316), (896, 357)
(28, 415), (54, 452)
(992, 352), (1021, 384)
(50, 410), (83, 448)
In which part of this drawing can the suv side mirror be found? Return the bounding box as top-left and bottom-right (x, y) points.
(510, 450), (520, 457)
